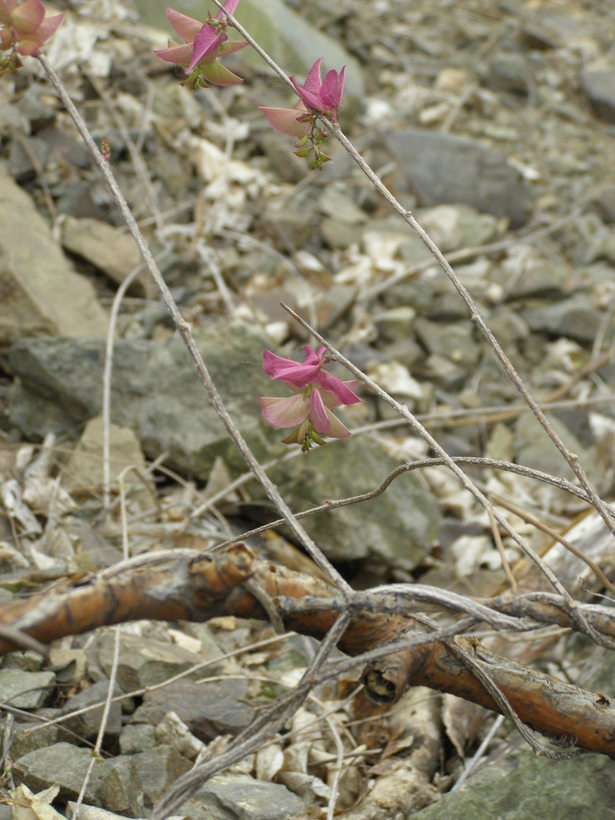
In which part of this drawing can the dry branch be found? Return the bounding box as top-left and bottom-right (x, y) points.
(1, 546), (615, 757)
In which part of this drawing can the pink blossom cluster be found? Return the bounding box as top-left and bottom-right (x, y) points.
(154, 1), (248, 87)
(260, 346), (361, 451)
(156, 2), (345, 162)
(0, 0), (62, 63)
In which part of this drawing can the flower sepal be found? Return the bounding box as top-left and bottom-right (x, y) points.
(281, 421), (327, 452)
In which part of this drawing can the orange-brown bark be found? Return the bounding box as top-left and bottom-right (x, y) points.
(1, 544), (614, 756)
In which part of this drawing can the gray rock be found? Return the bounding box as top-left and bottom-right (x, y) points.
(133, 678), (254, 741)
(373, 307), (417, 343)
(520, 292), (599, 343)
(61, 217), (147, 293)
(13, 744), (143, 814)
(0, 669), (55, 709)
(385, 128), (530, 228)
(514, 412), (592, 481)
(269, 434), (440, 568)
(64, 416), (151, 509)
(580, 70), (615, 123)
(485, 53), (532, 95)
(135, 0), (363, 122)
(93, 632), (211, 691)
(9, 721), (59, 761)
(318, 187), (367, 224)
(60, 680), (123, 740)
(315, 285), (357, 330)
(321, 217), (361, 249)
(190, 772), (305, 820)
(2, 650), (43, 672)
(8, 136), (50, 183)
(421, 353), (469, 391)
(495, 256), (572, 300)
(96, 756), (144, 816)
(9, 322), (277, 477)
(417, 205), (501, 252)
(582, 183), (615, 224)
(0, 165), (108, 347)
(119, 722), (156, 755)
(414, 319), (480, 368)
(414, 747), (615, 819)
(8, 325), (439, 566)
(12, 743), (104, 804)
(130, 745), (192, 807)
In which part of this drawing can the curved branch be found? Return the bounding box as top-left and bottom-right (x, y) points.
(2, 547), (615, 759)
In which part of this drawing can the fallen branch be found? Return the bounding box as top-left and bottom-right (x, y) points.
(2, 546), (615, 758)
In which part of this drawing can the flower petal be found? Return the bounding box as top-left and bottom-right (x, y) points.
(155, 40), (192, 66)
(216, 0), (240, 19)
(324, 409), (351, 438)
(31, 12), (62, 47)
(263, 349), (321, 386)
(259, 395), (309, 429)
(11, 0), (44, 35)
(166, 8), (202, 42)
(258, 106), (310, 138)
(310, 388), (330, 434)
(0, 1), (19, 27)
(186, 25), (226, 72)
(302, 58), (323, 96)
(217, 39), (248, 56)
(317, 372), (361, 404)
(320, 66), (345, 112)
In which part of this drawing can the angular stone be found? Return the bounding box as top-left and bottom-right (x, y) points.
(60, 680), (123, 740)
(385, 128), (530, 228)
(0, 669), (55, 709)
(96, 757), (144, 816)
(417, 204), (501, 252)
(93, 632), (210, 691)
(125, 746), (191, 808)
(133, 678), (254, 741)
(514, 412), (592, 481)
(12, 743), (104, 804)
(119, 723), (156, 755)
(61, 216), (146, 292)
(373, 307), (417, 342)
(269, 434), (440, 568)
(9, 322), (277, 477)
(414, 318), (480, 368)
(190, 773), (305, 820)
(0, 165), (108, 347)
(520, 293), (599, 343)
(64, 416), (151, 507)
(580, 70), (615, 123)
(9, 722), (59, 761)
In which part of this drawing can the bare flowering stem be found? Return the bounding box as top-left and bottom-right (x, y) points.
(36, 54), (350, 596)
(211, 0), (615, 543)
(282, 306), (615, 652)
(325, 128), (615, 542)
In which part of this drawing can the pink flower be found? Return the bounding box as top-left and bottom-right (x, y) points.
(290, 58), (345, 122)
(264, 345), (361, 405)
(0, 0), (63, 56)
(258, 100), (311, 139)
(260, 346), (361, 450)
(154, 2), (247, 86)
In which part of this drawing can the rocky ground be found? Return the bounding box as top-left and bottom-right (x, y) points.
(1, 0), (615, 817)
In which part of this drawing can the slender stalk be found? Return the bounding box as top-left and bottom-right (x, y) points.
(37, 54), (350, 596)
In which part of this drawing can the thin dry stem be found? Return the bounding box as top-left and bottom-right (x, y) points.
(37, 53), (349, 596)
